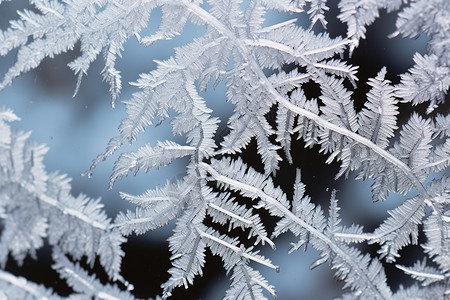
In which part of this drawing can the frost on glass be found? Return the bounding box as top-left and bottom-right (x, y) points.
(0, 0), (449, 299)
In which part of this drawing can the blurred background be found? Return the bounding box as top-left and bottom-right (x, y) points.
(0, 1), (443, 299)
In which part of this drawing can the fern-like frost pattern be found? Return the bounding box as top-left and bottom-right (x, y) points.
(0, 0), (449, 299)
